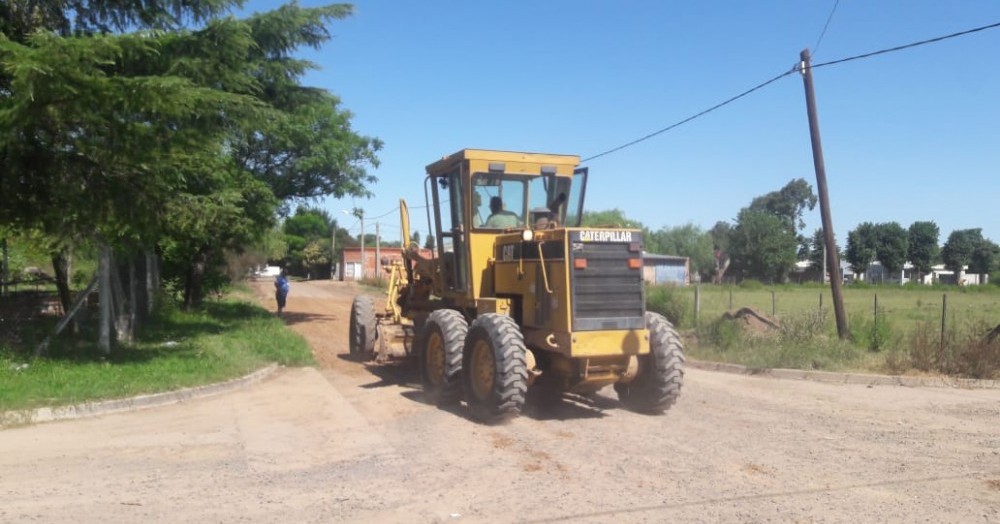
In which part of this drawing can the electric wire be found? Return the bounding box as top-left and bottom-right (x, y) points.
(582, 19), (1000, 163)
(809, 20), (1000, 70)
(812, 0), (841, 58)
(581, 67), (798, 163)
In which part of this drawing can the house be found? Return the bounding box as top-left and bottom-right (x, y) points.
(860, 262), (987, 285)
(339, 247), (435, 281)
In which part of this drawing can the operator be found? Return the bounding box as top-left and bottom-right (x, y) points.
(484, 196), (519, 228)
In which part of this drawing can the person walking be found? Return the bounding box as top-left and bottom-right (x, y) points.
(274, 269), (290, 315)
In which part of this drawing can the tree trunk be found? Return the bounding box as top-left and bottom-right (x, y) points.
(184, 246), (209, 309)
(51, 246), (73, 314)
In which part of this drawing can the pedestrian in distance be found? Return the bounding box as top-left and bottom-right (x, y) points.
(274, 269), (290, 315)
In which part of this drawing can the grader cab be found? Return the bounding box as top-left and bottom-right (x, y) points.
(348, 149), (684, 422)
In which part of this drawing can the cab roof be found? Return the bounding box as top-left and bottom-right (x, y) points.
(425, 149), (580, 176)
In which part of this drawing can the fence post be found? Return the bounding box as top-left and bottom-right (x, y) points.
(819, 292), (823, 313)
(728, 289), (733, 310)
(694, 285), (701, 325)
(771, 290), (776, 317)
(874, 293), (878, 329)
(940, 293), (947, 351)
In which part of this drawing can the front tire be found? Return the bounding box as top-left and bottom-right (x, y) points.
(349, 296), (376, 361)
(616, 312), (685, 414)
(462, 314), (528, 423)
(419, 309), (468, 405)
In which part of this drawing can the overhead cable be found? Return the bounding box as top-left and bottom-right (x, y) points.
(581, 68), (798, 163)
(812, 0), (841, 58)
(810, 20), (1000, 69)
(582, 19), (1000, 163)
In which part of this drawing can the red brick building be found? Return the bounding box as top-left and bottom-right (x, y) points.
(339, 247), (435, 281)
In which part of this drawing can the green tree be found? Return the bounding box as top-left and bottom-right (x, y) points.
(581, 209), (644, 229)
(748, 178), (817, 233)
(907, 221), (939, 283)
(941, 229), (983, 278)
(845, 222), (878, 277)
(648, 223), (714, 278)
(969, 238), (998, 283)
(424, 234), (436, 250)
(807, 228), (841, 272)
(874, 222), (909, 277)
(728, 209), (798, 283)
(709, 221), (733, 283)
(1, 3), (380, 308)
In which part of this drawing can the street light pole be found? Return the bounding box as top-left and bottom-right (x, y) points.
(358, 210), (365, 279)
(343, 208), (365, 279)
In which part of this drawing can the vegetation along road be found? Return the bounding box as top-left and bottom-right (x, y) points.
(2, 279), (999, 523)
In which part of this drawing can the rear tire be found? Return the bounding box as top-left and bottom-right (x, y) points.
(349, 296), (376, 361)
(616, 312), (685, 414)
(419, 309), (468, 405)
(462, 314), (528, 423)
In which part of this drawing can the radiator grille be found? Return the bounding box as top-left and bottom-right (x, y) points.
(569, 233), (645, 331)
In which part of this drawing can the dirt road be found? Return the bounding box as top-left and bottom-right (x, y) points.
(2, 279), (999, 523)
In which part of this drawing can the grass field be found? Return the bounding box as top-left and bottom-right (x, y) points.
(0, 287), (313, 413)
(686, 283), (1000, 333)
(648, 282), (1000, 378)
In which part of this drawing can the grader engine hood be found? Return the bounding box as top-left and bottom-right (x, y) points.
(492, 228), (646, 333)
(568, 229), (646, 331)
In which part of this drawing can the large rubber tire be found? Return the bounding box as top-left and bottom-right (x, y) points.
(462, 314), (529, 423)
(615, 312), (685, 414)
(419, 309), (468, 405)
(349, 296), (377, 361)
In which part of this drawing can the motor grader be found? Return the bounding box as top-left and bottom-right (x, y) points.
(348, 149), (684, 422)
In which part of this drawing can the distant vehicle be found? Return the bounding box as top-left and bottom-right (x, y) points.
(256, 266), (282, 279)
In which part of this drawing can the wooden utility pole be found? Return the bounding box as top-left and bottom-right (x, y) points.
(375, 221), (381, 279)
(331, 222), (337, 280)
(800, 48), (849, 340)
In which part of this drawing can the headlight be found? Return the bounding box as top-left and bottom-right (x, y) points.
(521, 230), (534, 242)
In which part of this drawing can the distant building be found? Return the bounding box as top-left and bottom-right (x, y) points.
(859, 262), (987, 285)
(642, 253), (690, 286)
(339, 247), (435, 281)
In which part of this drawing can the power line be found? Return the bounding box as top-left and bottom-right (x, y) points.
(581, 67), (798, 163)
(810, 20), (1000, 69)
(581, 19), (1000, 163)
(369, 206), (400, 220)
(812, 0), (841, 58)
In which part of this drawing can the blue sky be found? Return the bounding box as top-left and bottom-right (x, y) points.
(247, 1), (1000, 246)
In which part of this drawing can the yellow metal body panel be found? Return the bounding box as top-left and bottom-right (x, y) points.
(476, 297), (512, 316)
(426, 149), (580, 178)
(425, 150), (580, 305)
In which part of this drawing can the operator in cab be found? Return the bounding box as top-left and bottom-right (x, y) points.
(484, 196), (519, 228)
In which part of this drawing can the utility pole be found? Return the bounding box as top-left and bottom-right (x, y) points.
(358, 209), (365, 279)
(800, 48), (849, 340)
(375, 221), (381, 279)
(330, 221), (336, 280)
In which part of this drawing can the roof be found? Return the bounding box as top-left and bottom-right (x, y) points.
(642, 252), (689, 263)
(425, 149), (580, 175)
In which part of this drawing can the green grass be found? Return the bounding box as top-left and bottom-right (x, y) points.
(0, 292), (313, 412)
(675, 283), (1000, 378)
(683, 283), (1000, 333)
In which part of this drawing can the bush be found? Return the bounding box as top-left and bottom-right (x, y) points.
(697, 317), (743, 352)
(779, 310), (829, 345)
(645, 284), (689, 327)
(849, 308), (896, 352)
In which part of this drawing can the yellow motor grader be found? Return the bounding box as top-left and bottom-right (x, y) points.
(348, 149), (684, 422)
